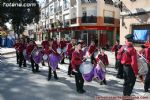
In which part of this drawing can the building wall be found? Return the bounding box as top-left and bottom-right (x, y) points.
(120, 0), (150, 45)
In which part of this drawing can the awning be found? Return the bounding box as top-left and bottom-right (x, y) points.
(49, 26), (114, 32)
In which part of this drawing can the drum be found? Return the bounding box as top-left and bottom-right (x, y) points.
(138, 57), (148, 75)
(23, 49), (30, 61)
(43, 54), (48, 61)
(94, 61), (106, 81)
(49, 53), (61, 71)
(57, 48), (62, 54)
(82, 68), (94, 82)
(79, 61), (94, 82)
(79, 61), (93, 74)
(33, 50), (43, 64)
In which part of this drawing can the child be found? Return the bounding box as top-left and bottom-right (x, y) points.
(96, 50), (109, 85)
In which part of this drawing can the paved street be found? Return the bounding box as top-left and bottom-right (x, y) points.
(0, 51), (149, 100)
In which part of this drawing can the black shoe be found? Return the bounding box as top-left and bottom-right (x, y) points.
(54, 77), (59, 80)
(23, 65), (27, 67)
(42, 64), (45, 66)
(48, 77), (51, 81)
(81, 89), (86, 93)
(100, 82), (103, 85)
(77, 90), (84, 94)
(36, 70), (40, 72)
(56, 67), (60, 70)
(144, 90), (149, 92)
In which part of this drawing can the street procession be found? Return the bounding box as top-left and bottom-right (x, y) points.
(0, 0), (150, 100)
(12, 33), (150, 95)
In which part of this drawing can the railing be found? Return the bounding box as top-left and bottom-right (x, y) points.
(81, 16), (97, 23)
(104, 17), (114, 24)
(104, 0), (113, 5)
(54, 6), (62, 13)
(81, 0), (97, 3)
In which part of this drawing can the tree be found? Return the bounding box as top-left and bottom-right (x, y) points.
(0, 0), (40, 37)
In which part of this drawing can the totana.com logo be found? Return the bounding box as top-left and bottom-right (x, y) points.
(2, 2), (37, 7)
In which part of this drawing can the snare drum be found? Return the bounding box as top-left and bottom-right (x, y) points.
(94, 63), (106, 81)
(138, 57), (148, 75)
(49, 53), (61, 71)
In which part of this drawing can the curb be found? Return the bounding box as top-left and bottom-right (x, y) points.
(0, 51), (16, 55)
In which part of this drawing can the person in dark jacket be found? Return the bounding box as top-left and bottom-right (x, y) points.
(71, 42), (86, 94)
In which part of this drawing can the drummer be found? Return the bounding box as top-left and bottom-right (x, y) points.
(87, 41), (97, 65)
(96, 50), (108, 85)
(18, 38), (27, 68)
(26, 40), (39, 73)
(71, 42), (86, 93)
(66, 38), (76, 77)
(41, 36), (49, 66)
(59, 38), (67, 64)
(47, 38), (59, 81)
(14, 39), (20, 64)
(144, 44), (150, 92)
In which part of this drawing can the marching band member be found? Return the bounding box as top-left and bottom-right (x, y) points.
(71, 42), (86, 93)
(41, 37), (49, 66)
(47, 38), (59, 81)
(14, 39), (20, 64)
(87, 41), (97, 65)
(59, 38), (67, 64)
(111, 40), (120, 69)
(144, 44), (150, 92)
(66, 38), (76, 77)
(26, 40), (39, 73)
(115, 45), (124, 79)
(118, 34), (138, 96)
(18, 38), (26, 68)
(96, 50), (109, 85)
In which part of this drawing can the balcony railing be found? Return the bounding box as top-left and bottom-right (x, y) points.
(54, 6), (62, 13)
(71, 18), (77, 24)
(104, 17), (114, 24)
(81, 0), (97, 3)
(81, 16), (97, 23)
(104, 0), (113, 5)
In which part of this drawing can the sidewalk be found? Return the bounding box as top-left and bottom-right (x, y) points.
(0, 47), (16, 55)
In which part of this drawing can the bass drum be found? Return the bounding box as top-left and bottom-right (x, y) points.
(94, 61), (106, 81)
(138, 57), (148, 75)
(79, 61), (94, 82)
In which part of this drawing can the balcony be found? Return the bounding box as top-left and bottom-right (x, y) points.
(71, 18), (77, 24)
(54, 6), (62, 13)
(104, 17), (114, 24)
(104, 0), (113, 5)
(81, 16), (97, 23)
(81, 0), (97, 4)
